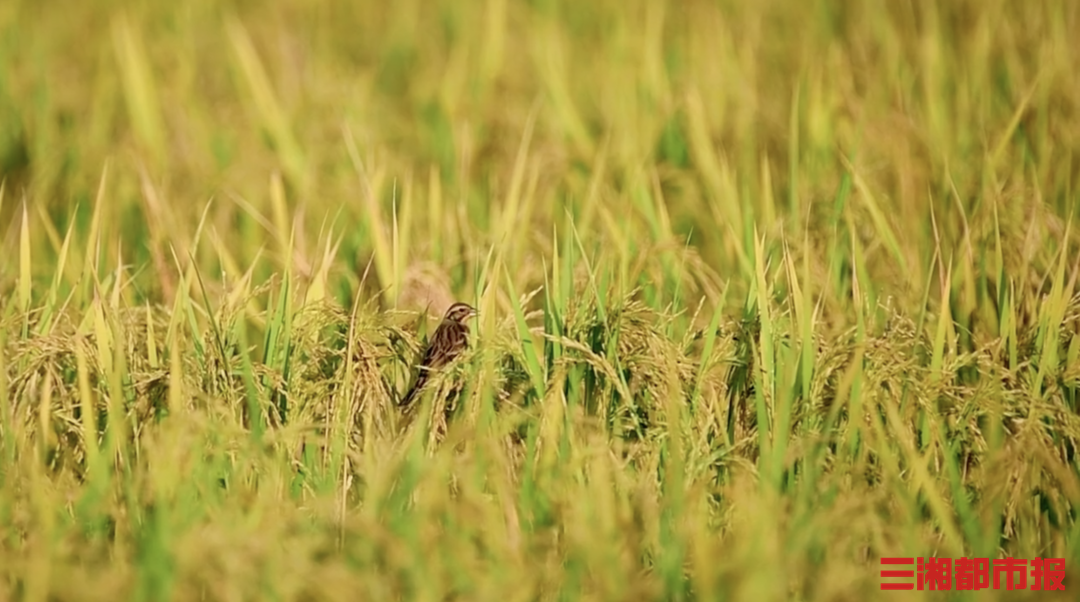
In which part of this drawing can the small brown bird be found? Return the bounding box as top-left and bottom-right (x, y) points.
(399, 302), (478, 407)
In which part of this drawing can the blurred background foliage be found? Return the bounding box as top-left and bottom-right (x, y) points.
(1, 0), (1075, 314)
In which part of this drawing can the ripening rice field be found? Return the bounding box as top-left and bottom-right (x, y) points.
(1, 0), (1079, 600)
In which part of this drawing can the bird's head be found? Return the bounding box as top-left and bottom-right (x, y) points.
(444, 302), (478, 323)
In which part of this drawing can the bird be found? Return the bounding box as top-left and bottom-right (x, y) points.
(399, 301), (478, 408)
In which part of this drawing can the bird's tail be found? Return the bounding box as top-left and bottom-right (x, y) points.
(400, 373), (428, 407)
